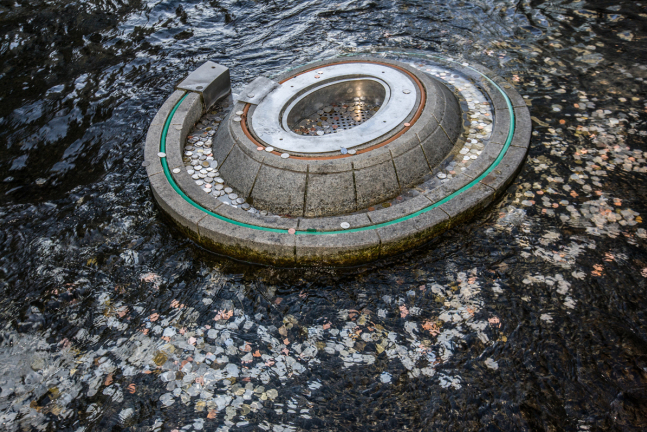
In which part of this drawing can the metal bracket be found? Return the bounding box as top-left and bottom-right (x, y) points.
(237, 77), (280, 105)
(177, 61), (231, 109)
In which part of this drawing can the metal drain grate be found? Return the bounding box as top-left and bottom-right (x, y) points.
(292, 98), (381, 136)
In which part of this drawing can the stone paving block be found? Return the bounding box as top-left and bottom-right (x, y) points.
(305, 171), (356, 217)
(479, 146), (528, 192)
(145, 124), (165, 177)
(462, 143), (504, 180)
(420, 126), (454, 168)
(150, 172), (208, 240)
(393, 145), (432, 188)
(298, 213), (372, 232)
(376, 207), (450, 257)
(296, 230), (380, 266)
(367, 194), (433, 224)
(354, 159), (400, 209)
(439, 182), (495, 219)
(199, 216), (296, 266)
(211, 125), (238, 167)
(218, 144), (262, 196)
(213, 204), (299, 230)
(489, 108), (513, 146)
(511, 106), (532, 149)
(252, 165), (306, 216)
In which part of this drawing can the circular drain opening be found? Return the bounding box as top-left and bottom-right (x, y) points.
(285, 78), (385, 136)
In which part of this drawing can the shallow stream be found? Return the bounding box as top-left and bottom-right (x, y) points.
(1, 0), (647, 430)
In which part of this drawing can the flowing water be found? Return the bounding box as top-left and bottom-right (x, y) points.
(1, 0), (647, 430)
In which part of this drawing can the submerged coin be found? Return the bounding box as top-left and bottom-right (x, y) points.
(215, 177), (224, 183)
(215, 184), (224, 191)
(192, 174), (200, 179)
(228, 193), (238, 200)
(187, 169), (195, 175)
(236, 197), (245, 204)
(225, 187), (233, 194)
(196, 180), (204, 186)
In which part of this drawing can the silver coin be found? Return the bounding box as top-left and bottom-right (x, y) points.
(205, 177), (214, 183)
(192, 174), (200, 179)
(340, 222), (350, 229)
(198, 173), (206, 179)
(265, 146), (274, 152)
(157, 152), (166, 157)
(348, 149), (357, 155)
(200, 169), (208, 174)
(215, 184), (224, 190)
(207, 172), (217, 178)
(187, 169), (195, 175)
(215, 177), (224, 184)
(195, 180), (204, 186)
(210, 161), (218, 169)
(260, 210), (268, 216)
(228, 193), (238, 200)
(437, 173), (447, 179)
(172, 168), (181, 174)
(236, 197), (245, 204)
(233, 116), (241, 122)
(316, 131), (324, 136)
(281, 153), (289, 159)
(236, 111), (244, 116)
(225, 187), (233, 194)
(241, 203), (250, 210)
(185, 151), (193, 156)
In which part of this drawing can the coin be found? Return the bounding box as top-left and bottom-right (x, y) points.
(196, 180), (204, 186)
(215, 177), (224, 183)
(288, 228), (296, 235)
(192, 174), (200, 179)
(172, 168), (181, 173)
(225, 187), (233, 194)
(404, 123), (411, 127)
(247, 93), (255, 98)
(257, 146), (264, 151)
(281, 153), (289, 159)
(215, 184), (224, 190)
(265, 147), (274, 152)
(340, 147), (348, 154)
(403, 89), (411, 94)
(348, 149), (357, 155)
(236, 111), (244, 115)
(236, 197), (245, 204)
(157, 152), (166, 157)
(187, 169), (195, 175)
(228, 193), (238, 200)
(241, 203), (250, 210)
(185, 151), (193, 156)
(340, 222), (350, 229)
(233, 116), (241, 122)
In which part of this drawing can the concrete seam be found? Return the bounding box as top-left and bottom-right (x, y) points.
(417, 132), (434, 172)
(302, 165), (309, 217)
(351, 162), (359, 212)
(196, 214), (209, 239)
(389, 149), (402, 192)
(247, 157), (264, 197)
(481, 182), (496, 192)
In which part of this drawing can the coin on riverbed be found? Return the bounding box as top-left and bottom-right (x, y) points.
(225, 187), (233, 194)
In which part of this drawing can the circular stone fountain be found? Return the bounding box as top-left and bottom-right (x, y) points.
(144, 53), (531, 266)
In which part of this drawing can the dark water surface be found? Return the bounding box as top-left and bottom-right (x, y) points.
(1, 0), (647, 430)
